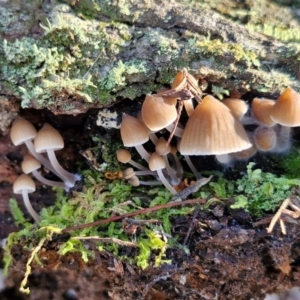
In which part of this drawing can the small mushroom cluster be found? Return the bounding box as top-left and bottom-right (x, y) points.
(10, 118), (79, 223)
(117, 69), (300, 194)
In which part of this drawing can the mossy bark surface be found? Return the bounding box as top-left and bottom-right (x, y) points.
(1, 0), (300, 123)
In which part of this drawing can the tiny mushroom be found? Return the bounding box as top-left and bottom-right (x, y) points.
(128, 175), (162, 187)
(270, 87), (300, 127)
(22, 154), (69, 190)
(120, 114), (151, 161)
(251, 98), (276, 127)
(148, 152), (177, 195)
(34, 123), (79, 187)
(10, 118), (61, 178)
(141, 94), (177, 132)
(180, 95), (251, 155)
(116, 149), (148, 170)
(13, 174), (41, 223)
(253, 126), (277, 152)
(222, 98), (248, 120)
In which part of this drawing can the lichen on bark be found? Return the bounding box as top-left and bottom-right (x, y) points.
(1, 0), (300, 118)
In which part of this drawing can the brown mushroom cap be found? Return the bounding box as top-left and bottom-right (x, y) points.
(120, 114), (149, 147)
(180, 95), (251, 155)
(155, 137), (171, 155)
(10, 117), (37, 146)
(34, 123), (64, 153)
(116, 149), (132, 163)
(254, 126), (277, 151)
(148, 153), (166, 171)
(13, 174), (36, 194)
(222, 98), (248, 120)
(270, 87), (300, 127)
(141, 94), (177, 131)
(22, 154), (41, 174)
(251, 98), (276, 127)
(129, 175), (140, 187)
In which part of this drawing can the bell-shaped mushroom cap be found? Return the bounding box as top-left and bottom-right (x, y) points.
(116, 149), (131, 163)
(254, 126), (277, 151)
(13, 174), (36, 194)
(222, 98), (248, 120)
(141, 94), (177, 131)
(148, 153), (166, 171)
(10, 117), (37, 146)
(129, 175), (140, 187)
(122, 168), (135, 180)
(155, 137), (171, 155)
(180, 95), (251, 155)
(120, 114), (149, 147)
(34, 123), (64, 153)
(270, 87), (300, 127)
(252, 98), (276, 127)
(22, 154), (41, 174)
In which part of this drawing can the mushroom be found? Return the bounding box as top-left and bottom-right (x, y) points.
(122, 167), (157, 180)
(13, 174), (41, 223)
(120, 114), (151, 161)
(155, 137), (181, 185)
(215, 154), (233, 165)
(117, 149), (148, 170)
(10, 117), (62, 178)
(128, 175), (162, 187)
(141, 94), (177, 132)
(148, 152), (177, 195)
(253, 126), (277, 152)
(34, 123), (78, 187)
(231, 132), (257, 160)
(251, 98), (276, 127)
(222, 98), (248, 120)
(270, 87), (300, 126)
(180, 95), (251, 155)
(22, 154), (69, 190)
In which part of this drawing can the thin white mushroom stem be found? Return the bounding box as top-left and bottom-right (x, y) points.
(135, 144), (150, 162)
(163, 156), (181, 185)
(135, 170), (157, 176)
(240, 116), (260, 126)
(32, 170), (69, 191)
(47, 149), (77, 186)
(24, 139), (62, 178)
(149, 132), (159, 145)
(22, 190), (41, 223)
(156, 169), (177, 195)
(184, 155), (202, 180)
(170, 153), (184, 178)
(127, 160), (148, 171)
(184, 99), (194, 117)
(139, 180), (162, 186)
(165, 124), (183, 137)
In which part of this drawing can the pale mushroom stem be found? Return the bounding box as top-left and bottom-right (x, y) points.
(149, 133), (159, 145)
(165, 124), (183, 137)
(240, 116), (260, 126)
(139, 180), (162, 186)
(22, 190), (41, 223)
(184, 155), (202, 180)
(135, 145), (150, 162)
(170, 153), (184, 178)
(184, 99), (194, 117)
(47, 149), (77, 186)
(128, 160), (148, 171)
(157, 169), (177, 195)
(163, 156), (181, 185)
(32, 170), (69, 191)
(135, 170), (157, 176)
(24, 140), (62, 178)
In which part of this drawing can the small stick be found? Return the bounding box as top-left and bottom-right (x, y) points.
(62, 198), (206, 233)
(171, 176), (213, 202)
